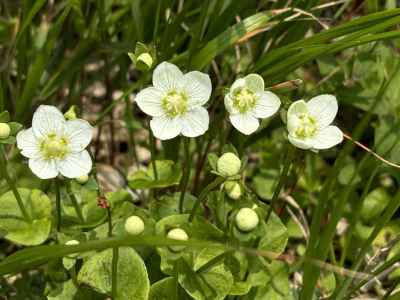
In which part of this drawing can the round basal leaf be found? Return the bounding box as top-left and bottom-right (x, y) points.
(77, 247), (150, 300)
(361, 188), (391, 222)
(47, 280), (102, 300)
(0, 188), (52, 245)
(149, 277), (181, 300)
(177, 259), (233, 300)
(193, 247), (226, 272)
(258, 211), (288, 258)
(149, 192), (199, 220)
(128, 160), (182, 189)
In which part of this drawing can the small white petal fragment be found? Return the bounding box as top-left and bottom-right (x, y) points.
(225, 73), (281, 135)
(229, 113), (259, 135)
(180, 107), (209, 138)
(307, 94), (338, 129)
(135, 87), (165, 117)
(150, 116), (182, 140)
(58, 150), (92, 179)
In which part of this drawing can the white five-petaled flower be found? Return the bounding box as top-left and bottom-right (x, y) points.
(287, 95), (343, 150)
(16, 105), (93, 179)
(135, 62), (212, 140)
(224, 74), (281, 135)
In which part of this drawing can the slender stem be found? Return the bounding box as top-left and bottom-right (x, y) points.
(0, 145), (31, 222)
(55, 178), (61, 232)
(66, 180), (85, 223)
(179, 138), (191, 213)
(189, 177), (225, 222)
(265, 145), (295, 223)
(148, 122), (158, 180)
(111, 247), (119, 299)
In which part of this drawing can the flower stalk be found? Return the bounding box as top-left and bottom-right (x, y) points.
(55, 178), (62, 231)
(179, 137), (191, 213)
(0, 145), (31, 222)
(65, 180), (85, 223)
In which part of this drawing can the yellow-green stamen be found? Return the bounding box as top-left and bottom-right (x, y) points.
(161, 90), (188, 117)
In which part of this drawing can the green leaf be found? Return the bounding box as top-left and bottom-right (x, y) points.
(128, 160), (182, 189)
(149, 277), (180, 300)
(0, 111), (10, 122)
(0, 136), (16, 144)
(77, 247), (150, 300)
(258, 210), (288, 258)
(361, 188), (391, 222)
(177, 259), (233, 300)
(0, 189), (52, 245)
(47, 280), (101, 300)
(149, 192), (199, 220)
(207, 153), (219, 172)
(8, 122), (23, 136)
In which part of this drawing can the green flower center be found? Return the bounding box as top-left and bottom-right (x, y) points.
(161, 90), (188, 117)
(294, 113), (318, 138)
(232, 87), (257, 113)
(40, 133), (69, 160)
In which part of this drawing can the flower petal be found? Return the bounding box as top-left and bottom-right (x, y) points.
(32, 105), (65, 138)
(152, 62), (184, 92)
(64, 119), (93, 152)
(135, 87), (164, 117)
(183, 71), (212, 107)
(252, 91), (281, 118)
(287, 100), (308, 133)
(288, 134), (313, 150)
(229, 113), (259, 135)
(58, 150), (92, 178)
(224, 94), (239, 115)
(307, 94), (338, 128)
(150, 116), (182, 140)
(16, 128), (41, 158)
(28, 158), (58, 179)
(311, 125), (343, 150)
(245, 74), (264, 93)
(230, 78), (246, 94)
(180, 107), (209, 138)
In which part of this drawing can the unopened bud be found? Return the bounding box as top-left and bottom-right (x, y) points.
(64, 106), (77, 120)
(0, 123), (10, 139)
(76, 174), (89, 184)
(125, 216), (145, 235)
(217, 152), (241, 177)
(65, 240), (80, 258)
(137, 53), (153, 69)
(167, 228), (188, 252)
(224, 181), (242, 200)
(235, 208), (259, 232)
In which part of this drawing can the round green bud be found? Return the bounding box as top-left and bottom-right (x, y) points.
(76, 174), (89, 184)
(65, 239), (80, 258)
(167, 228), (188, 252)
(64, 106), (77, 120)
(224, 181), (242, 200)
(137, 53), (153, 69)
(0, 123), (10, 139)
(217, 152), (241, 177)
(125, 216), (145, 235)
(235, 208), (259, 232)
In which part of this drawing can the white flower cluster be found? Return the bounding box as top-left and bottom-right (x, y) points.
(136, 62), (343, 150)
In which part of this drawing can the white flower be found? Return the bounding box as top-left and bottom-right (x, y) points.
(225, 74), (281, 135)
(135, 62), (212, 140)
(287, 95), (343, 150)
(16, 105), (93, 179)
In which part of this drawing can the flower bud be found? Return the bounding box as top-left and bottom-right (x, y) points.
(137, 53), (153, 69)
(217, 152), (241, 177)
(125, 216), (145, 235)
(64, 106), (77, 120)
(76, 174), (89, 184)
(0, 123), (10, 139)
(65, 239), (80, 258)
(167, 228), (188, 252)
(235, 208), (259, 232)
(224, 181), (242, 200)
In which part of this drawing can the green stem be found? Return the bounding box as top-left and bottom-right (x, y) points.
(0, 146), (31, 222)
(111, 247), (119, 299)
(179, 138), (191, 213)
(55, 178), (61, 232)
(148, 123), (158, 180)
(66, 180), (85, 223)
(265, 145), (295, 223)
(189, 177), (225, 222)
